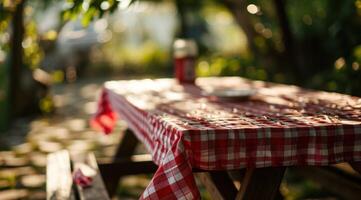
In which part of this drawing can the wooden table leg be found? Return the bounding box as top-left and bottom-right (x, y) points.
(236, 167), (286, 200)
(99, 129), (140, 197)
(196, 171), (239, 200)
(113, 129), (140, 160)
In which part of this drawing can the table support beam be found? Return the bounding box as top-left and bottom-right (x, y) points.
(100, 128), (140, 197)
(236, 167), (286, 200)
(196, 171), (239, 200)
(349, 161), (361, 175)
(113, 128), (139, 160)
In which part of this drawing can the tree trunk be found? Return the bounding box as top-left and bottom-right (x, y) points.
(272, 0), (303, 79)
(9, 0), (25, 118)
(223, 0), (260, 56)
(174, 0), (188, 38)
(222, 0), (277, 74)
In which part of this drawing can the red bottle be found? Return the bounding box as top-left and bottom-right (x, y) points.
(173, 39), (198, 84)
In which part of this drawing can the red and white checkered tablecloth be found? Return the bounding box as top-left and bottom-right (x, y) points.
(92, 77), (361, 200)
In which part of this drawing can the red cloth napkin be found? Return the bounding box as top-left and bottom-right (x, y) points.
(90, 89), (117, 135)
(73, 168), (93, 187)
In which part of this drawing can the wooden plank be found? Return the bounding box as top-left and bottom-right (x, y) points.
(291, 166), (361, 200)
(98, 156), (157, 177)
(196, 172), (238, 200)
(73, 153), (110, 200)
(46, 150), (75, 200)
(236, 167), (285, 200)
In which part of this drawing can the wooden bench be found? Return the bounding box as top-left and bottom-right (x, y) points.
(46, 150), (110, 200)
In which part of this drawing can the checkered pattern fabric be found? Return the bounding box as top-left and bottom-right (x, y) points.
(92, 77), (361, 200)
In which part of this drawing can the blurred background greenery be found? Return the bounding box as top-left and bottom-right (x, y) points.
(1, 0), (361, 122)
(0, 0), (361, 198)
(1, 0), (361, 125)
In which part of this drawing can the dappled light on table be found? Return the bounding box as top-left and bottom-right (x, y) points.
(101, 77), (361, 133)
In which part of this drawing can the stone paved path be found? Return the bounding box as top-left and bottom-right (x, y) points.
(0, 78), (150, 200)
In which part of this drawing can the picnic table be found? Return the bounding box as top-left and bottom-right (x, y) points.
(92, 77), (361, 199)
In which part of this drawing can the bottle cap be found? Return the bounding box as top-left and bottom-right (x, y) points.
(173, 39), (198, 58)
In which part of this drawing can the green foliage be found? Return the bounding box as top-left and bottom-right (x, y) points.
(196, 55), (291, 83)
(93, 39), (170, 76)
(61, 0), (134, 26)
(286, 0), (361, 95)
(23, 21), (43, 70)
(198, 0), (361, 96)
(0, 1), (16, 33)
(7, 0), (357, 129)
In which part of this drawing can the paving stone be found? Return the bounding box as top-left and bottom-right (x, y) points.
(101, 146), (116, 157)
(0, 151), (15, 158)
(95, 134), (118, 147)
(53, 93), (69, 107)
(0, 79), (142, 199)
(80, 84), (100, 99)
(35, 126), (62, 136)
(0, 179), (11, 189)
(48, 127), (70, 141)
(13, 143), (33, 155)
(66, 118), (87, 132)
(30, 120), (50, 131)
(2, 156), (29, 167)
(0, 167), (36, 177)
(20, 174), (45, 188)
(0, 151), (13, 165)
(30, 152), (47, 168)
(67, 140), (94, 153)
(75, 131), (99, 140)
(28, 190), (47, 200)
(37, 141), (63, 153)
(27, 132), (51, 144)
(0, 189), (29, 199)
(83, 101), (97, 114)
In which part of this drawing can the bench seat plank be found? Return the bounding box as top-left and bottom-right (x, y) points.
(73, 153), (110, 200)
(46, 150), (75, 200)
